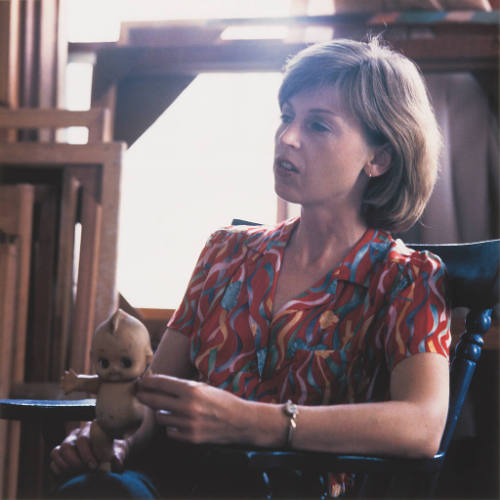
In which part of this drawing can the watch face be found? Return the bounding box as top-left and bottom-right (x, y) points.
(285, 400), (298, 417)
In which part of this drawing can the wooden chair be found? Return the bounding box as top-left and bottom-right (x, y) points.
(0, 227), (498, 498)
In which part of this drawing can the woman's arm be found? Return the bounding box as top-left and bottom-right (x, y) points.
(292, 353), (448, 457)
(137, 351), (449, 458)
(151, 327), (195, 377)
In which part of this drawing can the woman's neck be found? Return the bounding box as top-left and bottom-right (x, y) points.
(290, 205), (368, 268)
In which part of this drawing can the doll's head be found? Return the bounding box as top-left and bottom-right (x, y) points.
(91, 309), (153, 381)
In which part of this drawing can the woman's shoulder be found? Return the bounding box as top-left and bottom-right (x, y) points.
(207, 217), (298, 253)
(379, 232), (446, 285)
(369, 232), (447, 304)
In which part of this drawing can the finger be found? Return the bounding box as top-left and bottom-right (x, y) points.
(50, 461), (62, 476)
(56, 442), (86, 470)
(111, 455), (124, 473)
(75, 434), (98, 469)
(136, 391), (193, 415)
(111, 440), (127, 472)
(165, 426), (198, 444)
(50, 447), (73, 473)
(136, 390), (186, 414)
(59, 443), (83, 469)
(154, 410), (191, 429)
(138, 374), (197, 396)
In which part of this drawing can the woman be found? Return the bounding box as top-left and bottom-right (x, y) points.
(50, 38), (451, 498)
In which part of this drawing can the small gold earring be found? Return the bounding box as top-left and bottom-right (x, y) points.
(367, 168), (372, 178)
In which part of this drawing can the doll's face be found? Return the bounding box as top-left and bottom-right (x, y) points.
(92, 332), (149, 382)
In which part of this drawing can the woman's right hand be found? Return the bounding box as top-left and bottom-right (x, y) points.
(49, 423), (129, 477)
(50, 422), (97, 476)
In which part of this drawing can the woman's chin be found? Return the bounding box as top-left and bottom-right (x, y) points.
(274, 184), (301, 205)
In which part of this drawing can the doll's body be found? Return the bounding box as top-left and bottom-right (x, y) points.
(95, 381), (144, 438)
(61, 309), (153, 471)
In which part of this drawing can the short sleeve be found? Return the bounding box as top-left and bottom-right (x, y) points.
(167, 229), (228, 337)
(383, 251), (451, 371)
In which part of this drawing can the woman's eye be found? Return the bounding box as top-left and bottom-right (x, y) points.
(280, 113), (293, 124)
(121, 357), (133, 369)
(98, 358), (109, 369)
(310, 121), (329, 132)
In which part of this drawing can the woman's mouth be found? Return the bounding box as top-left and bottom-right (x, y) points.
(275, 159), (299, 174)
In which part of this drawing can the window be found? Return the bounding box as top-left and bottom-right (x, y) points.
(117, 73), (283, 308)
(64, 0), (331, 308)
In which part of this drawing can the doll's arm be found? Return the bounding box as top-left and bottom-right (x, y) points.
(61, 369), (101, 394)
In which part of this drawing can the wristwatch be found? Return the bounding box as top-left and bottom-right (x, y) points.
(283, 399), (299, 448)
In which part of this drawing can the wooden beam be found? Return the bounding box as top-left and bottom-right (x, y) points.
(0, 0), (20, 142)
(0, 0), (20, 109)
(38, 0), (59, 109)
(93, 37), (498, 81)
(26, 186), (58, 383)
(85, 15), (498, 145)
(0, 108), (112, 142)
(18, 0), (37, 108)
(114, 74), (195, 146)
(69, 11), (500, 37)
(0, 184), (34, 500)
(70, 188), (102, 373)
(0, 237), (18, 498)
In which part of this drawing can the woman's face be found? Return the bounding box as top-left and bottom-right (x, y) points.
(274, 85), (375, 213)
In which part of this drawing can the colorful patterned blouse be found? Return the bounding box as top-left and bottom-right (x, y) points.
(168, 217), (451, 495)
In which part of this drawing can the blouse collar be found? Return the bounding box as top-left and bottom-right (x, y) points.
(244, 217), (393, 288)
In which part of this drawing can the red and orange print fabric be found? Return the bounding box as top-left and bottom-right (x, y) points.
(168, 217), (451, 407)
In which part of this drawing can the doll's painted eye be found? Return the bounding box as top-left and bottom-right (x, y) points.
(98, 358), (109, 369)
(121, 357), (133, 369)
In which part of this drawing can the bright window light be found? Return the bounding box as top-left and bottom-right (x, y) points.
(220, 25), (289, 40)
(117, 73), (283, 309)
(66, 0), (294, 42)
(307, 0), (335, 15)
(66, 0), (122, 42)
(64, 62), (93, 143)
(65, 62), (93, 110)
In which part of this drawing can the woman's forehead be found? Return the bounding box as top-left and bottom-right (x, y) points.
(284, 85), (349, 109)
(284, 85), (361, 124)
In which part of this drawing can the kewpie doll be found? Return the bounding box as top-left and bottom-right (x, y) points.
(61, 308), (153, 471)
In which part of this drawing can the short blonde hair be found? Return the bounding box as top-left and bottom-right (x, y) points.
(279, 38), (441, 232)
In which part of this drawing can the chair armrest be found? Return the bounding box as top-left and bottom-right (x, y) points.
(0, 398), (443, 470)
(198, 445), (445, 475)
(0, 398), (444, 476)
(0, 398), (97, 450)
(0, 398), (96, 422)
(0, 398), (445, 496)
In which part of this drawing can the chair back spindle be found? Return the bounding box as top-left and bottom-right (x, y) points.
(440, 308), (491, 453)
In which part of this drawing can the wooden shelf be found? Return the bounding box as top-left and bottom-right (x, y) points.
(78, 12), (498, 146)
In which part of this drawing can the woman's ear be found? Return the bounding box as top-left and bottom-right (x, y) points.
(365, 144), (392, 178)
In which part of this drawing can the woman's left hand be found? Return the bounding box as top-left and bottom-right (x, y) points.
(136, 374), (248, 444)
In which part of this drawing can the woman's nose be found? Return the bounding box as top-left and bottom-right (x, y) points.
(278, 122), (301, 149)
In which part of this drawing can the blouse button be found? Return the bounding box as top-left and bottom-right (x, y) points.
(319, 310), (339, 329)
